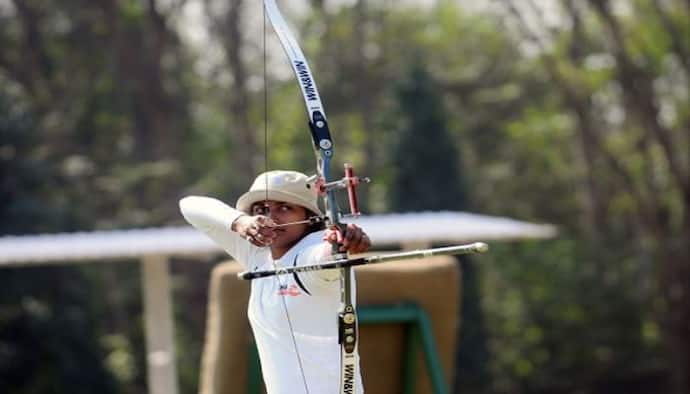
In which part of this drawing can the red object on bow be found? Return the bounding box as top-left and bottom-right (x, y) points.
(344, 163), (361, 216)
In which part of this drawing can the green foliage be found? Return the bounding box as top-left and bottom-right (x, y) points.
(385, 61), (490, 393)
(387, 62), (467, 211)
(0, 266), (118, 394)
(482, 239), (662, 393)
(0, 93), (66, 234)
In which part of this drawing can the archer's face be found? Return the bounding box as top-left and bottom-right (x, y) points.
(251, 200), (311, 252)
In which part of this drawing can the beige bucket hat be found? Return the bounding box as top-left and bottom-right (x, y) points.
(236, 170), (323, 215)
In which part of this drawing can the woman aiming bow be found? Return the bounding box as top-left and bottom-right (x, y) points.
(180, 170), (369, 393)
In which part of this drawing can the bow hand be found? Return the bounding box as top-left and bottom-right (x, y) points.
(324, 223), (371, 254)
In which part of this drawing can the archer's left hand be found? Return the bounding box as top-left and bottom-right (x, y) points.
(324, 223), (371, 254)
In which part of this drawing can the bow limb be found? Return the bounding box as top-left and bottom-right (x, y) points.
(263, 0), (340, 233)
(264, 2), (357, 394)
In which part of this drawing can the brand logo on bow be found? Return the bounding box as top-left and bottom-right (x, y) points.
(294, 61), (318, 101)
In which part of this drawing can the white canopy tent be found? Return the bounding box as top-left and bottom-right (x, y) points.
(0, 211), (556, 394)
(0, 212), (555, 265)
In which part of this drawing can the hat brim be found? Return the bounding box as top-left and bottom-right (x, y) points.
(236, 189), (323, 216)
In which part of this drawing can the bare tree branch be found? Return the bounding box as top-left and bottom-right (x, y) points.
(502, 0), (658, 234)
(588, 0), (689, 203)
(204, 0), (257, 184)
(650, 0), (690, 76)
(8, 0), (49, 101)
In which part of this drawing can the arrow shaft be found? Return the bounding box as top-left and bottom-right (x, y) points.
(238, 242), (488, 280)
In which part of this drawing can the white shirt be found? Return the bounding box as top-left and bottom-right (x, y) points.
(179, 196), (364, 394)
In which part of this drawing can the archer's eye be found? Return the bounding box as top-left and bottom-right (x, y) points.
(252, 205), (269, 215)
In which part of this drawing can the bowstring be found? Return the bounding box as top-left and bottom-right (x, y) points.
(263, 0), (268, 206)
(262, 3), (310, 393)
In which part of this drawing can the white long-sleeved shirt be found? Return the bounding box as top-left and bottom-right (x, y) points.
(179, 196), (363, 394)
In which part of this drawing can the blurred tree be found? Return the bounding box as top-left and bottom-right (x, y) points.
(0, 89), (64, 233)
(202, 0), (258, 192)
(0, 267), (119, 394)
(387, 62), (466, 211)
(499, 0), (689, 392)
(0, 1), (196, 393)
(386, 62), (489, 393)
(0, 92), (117, 393)
(0, 0), (194, 228)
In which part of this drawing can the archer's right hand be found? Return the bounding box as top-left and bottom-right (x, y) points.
(232, 215), (278, 247)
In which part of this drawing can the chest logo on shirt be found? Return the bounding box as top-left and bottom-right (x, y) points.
(278, 283), (302, 297)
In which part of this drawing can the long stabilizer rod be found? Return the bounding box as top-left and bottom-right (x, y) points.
(238, 242), (489, 280)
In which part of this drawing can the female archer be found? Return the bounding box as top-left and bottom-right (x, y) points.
(180, 170), (369, 394)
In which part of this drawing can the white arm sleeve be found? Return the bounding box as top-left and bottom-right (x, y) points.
(179, 196), (254, 269)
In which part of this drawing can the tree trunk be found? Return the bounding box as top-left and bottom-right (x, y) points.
(659, 232), (690, 394)
(224, 0), (256, 183)
(205, 0), (256, 188)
